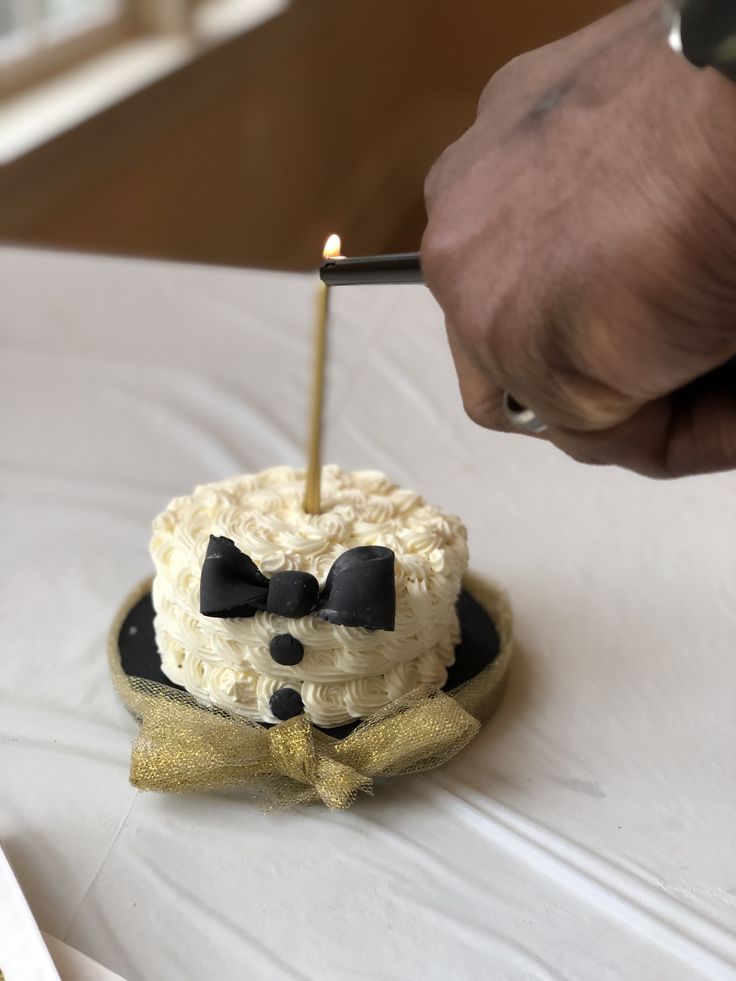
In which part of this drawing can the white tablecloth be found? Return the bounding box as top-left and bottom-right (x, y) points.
(2, 246), (735, 981)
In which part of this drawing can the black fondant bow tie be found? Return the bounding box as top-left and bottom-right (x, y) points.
(200, 536), (395, 631)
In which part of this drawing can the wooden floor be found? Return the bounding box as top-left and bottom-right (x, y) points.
(0, 0), (621, 271)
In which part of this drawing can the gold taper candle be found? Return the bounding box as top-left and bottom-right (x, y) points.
(305, 234), (341, 513)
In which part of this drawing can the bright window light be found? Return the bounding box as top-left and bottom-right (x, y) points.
(42, 0), (123, 30)
(0, 0), (124, 64)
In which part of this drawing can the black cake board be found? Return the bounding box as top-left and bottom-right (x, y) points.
(117, 589), (500, 741)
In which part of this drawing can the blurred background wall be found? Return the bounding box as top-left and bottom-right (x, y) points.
(0, 0), (620, 271)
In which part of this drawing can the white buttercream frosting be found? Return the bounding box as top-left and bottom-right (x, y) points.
(150, 466), (468, 727)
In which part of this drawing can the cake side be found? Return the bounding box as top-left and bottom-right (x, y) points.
(150, 465), (468, 727)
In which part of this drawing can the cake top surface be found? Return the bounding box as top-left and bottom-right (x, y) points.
(151, 464), (466, 585)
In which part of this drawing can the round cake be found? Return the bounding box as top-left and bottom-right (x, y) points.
(150, 465), (468, 728)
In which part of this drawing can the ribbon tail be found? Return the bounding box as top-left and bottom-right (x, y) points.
(333, 686), (481, 779)
(130, 697), (269, 792)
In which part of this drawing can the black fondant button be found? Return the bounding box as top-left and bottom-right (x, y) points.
(269, 687), (304, 721)
(270, 633), (304, 666)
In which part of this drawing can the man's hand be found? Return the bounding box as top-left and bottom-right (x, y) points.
(422, 0), (736, 477)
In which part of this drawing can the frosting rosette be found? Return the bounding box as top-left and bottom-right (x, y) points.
(150, 465), (468, 727)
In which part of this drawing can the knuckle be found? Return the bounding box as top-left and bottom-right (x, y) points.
(476, 76), (499, 116)
(476, 54), (528, 115)
(419, 213), (441, 266)
(560, 443), (605, 467)
(461, 391), (500, 430)
(548, 427), (613, 467)
(420, 214), (462, 297)
(423, 142), (457, 212)
(423, 156), (443, 210)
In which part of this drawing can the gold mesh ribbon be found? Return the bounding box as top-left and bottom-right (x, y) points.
(108, 573), (513, 810)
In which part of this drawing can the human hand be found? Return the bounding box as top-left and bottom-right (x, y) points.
(423, 0), (736, 477)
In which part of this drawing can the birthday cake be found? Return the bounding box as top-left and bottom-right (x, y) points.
(150, 465), (469, 729)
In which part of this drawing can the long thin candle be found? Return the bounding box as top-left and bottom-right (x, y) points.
(305, 234), (341, 513)
(304, 278), (330, 514)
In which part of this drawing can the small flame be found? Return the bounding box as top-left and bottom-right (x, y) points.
(323, 234), (342, 259)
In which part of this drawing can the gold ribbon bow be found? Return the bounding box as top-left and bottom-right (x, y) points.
(126, 684), (481, 809)
(109, 573), (513, 810)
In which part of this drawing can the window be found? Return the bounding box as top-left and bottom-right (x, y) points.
(0, 0), (282, 162)
(0, 1), (124, 48)
(0, 0), (127, 60)
(0, 0), (131, 94)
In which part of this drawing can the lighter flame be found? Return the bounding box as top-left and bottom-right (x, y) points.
(323, 234), (342, 259)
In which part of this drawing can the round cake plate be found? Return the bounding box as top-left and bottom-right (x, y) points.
(114, 582), (504, 740)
